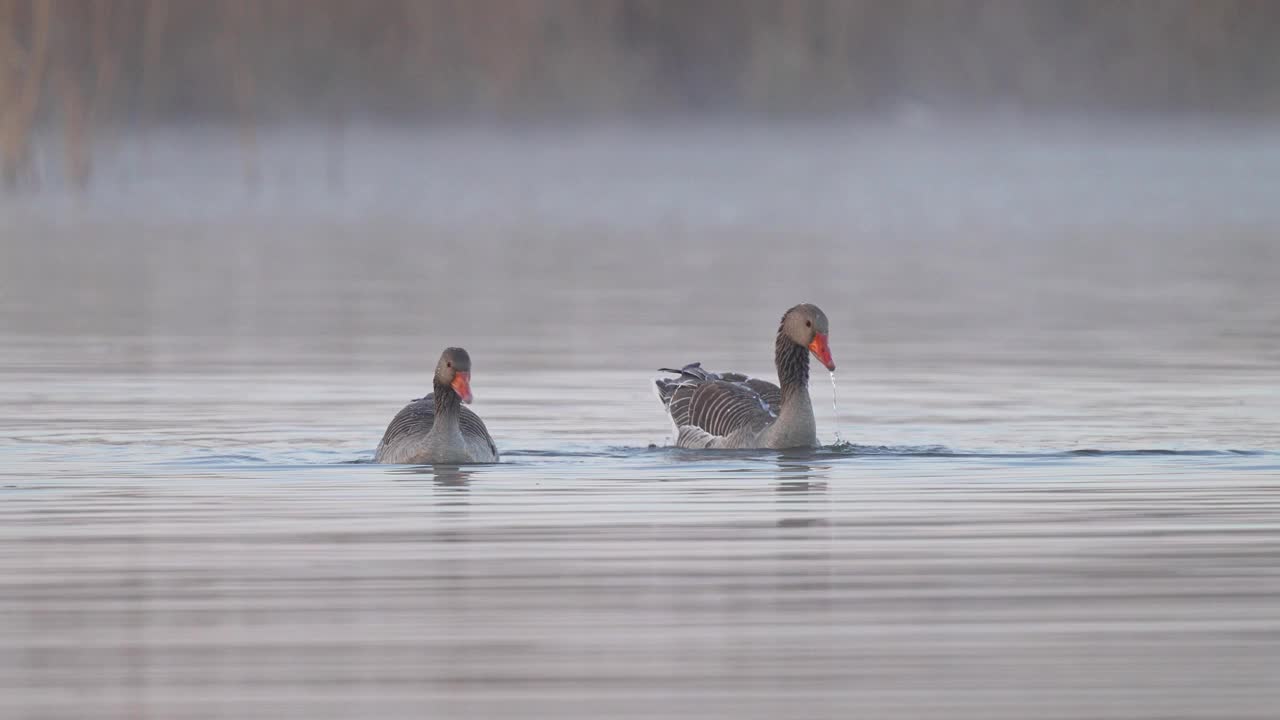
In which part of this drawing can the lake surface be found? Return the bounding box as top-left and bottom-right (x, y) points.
(1, 122), (1279, 718)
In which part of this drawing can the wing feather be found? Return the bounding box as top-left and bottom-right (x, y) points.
(655, 366), (776, 444)
(458, 406), (498, 458)
(379, 397), (434, 447)
(378, 395), (498, 459)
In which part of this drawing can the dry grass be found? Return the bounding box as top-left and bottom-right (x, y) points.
(1, 0), (1277, 189)
(0, 0), (49, 188)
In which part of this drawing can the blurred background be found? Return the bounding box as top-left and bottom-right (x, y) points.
(3, 3), (1280, 720)
(2, 0), (1280, 188)
(1, 0), (1277, 380)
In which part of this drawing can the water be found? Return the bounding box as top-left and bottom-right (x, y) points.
(827, 370), (844, 445)
(2, 122), (1280, 719)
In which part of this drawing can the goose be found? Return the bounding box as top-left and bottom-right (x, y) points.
(655, 303), (836, 449)
(374, 347), (499, 464)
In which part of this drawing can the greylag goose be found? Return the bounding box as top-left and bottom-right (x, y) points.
(374, 347), (499, 464)
(655, 303), (835, 449)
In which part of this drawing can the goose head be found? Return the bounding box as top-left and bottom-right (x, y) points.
(435, 347), (474, 403)
(781, 303), (835, 371)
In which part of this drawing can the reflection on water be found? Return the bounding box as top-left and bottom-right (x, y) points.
(774, 455), (830, 489)
(774, 459), (829, 529)
(390, 463), (475, 487)
(1, 125), (1279, 718)
(3, 447), (1278, 719)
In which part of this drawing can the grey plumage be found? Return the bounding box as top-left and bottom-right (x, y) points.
(377, 394), (498, 460)
(656, 364), (778, 443)
(374, 347), (499, 464)
(654, 304), (834, 450)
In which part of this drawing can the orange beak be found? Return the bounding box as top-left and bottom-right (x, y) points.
(450, 371), (473, 404)
(808, 332), (836, 371)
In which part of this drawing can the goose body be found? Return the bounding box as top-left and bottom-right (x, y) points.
(655, 304), (835, 450)
(374, 348), (498, 464)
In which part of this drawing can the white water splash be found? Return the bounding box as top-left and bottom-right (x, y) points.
(828, 370), (844, 445)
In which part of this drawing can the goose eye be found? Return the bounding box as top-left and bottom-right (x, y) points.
(446, 362), (452, 368)
(805, 320), (812, 328)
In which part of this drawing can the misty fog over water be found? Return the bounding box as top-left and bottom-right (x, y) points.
(3, 2), (1280, 718)
(4, 123), (1279, 720)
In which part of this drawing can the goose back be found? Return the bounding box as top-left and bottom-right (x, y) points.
(653, 304), (831, 450)
(656, 364), (781, 448)
(374, 394), (498, 463)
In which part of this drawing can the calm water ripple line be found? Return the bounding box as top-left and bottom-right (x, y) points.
(2, 126), (1279, 719)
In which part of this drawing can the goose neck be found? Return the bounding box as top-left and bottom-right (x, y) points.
(433, 378), (462, 421)
(775, 330), (811, 400)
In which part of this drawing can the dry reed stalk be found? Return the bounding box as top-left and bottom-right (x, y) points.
(137, 0), (166, 158)
(1, 0), (50, 189)
(90, 0), (120, 120)
(226, 0), (259, 188)
(58, 62), (88, 188)
(0, 0), (20, 186)
(65, 0), (124, 189)
(0, 1), (16, 178)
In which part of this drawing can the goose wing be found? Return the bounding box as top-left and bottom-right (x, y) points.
(715, 372), (782, 416)
(458, 405), (498, 458)
(656, 364), (777, 445)
(378, 396), (435, 449)
(377, 395), (497, 457)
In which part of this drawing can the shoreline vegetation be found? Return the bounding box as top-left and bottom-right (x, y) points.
(2, 0), (1278, 190)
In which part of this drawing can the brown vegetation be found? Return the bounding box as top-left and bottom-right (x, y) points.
(1, 0), (49, 188)
(1, 0), (1277, 188)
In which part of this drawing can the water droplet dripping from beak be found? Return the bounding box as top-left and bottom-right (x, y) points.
(828, 370), (844, 446)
